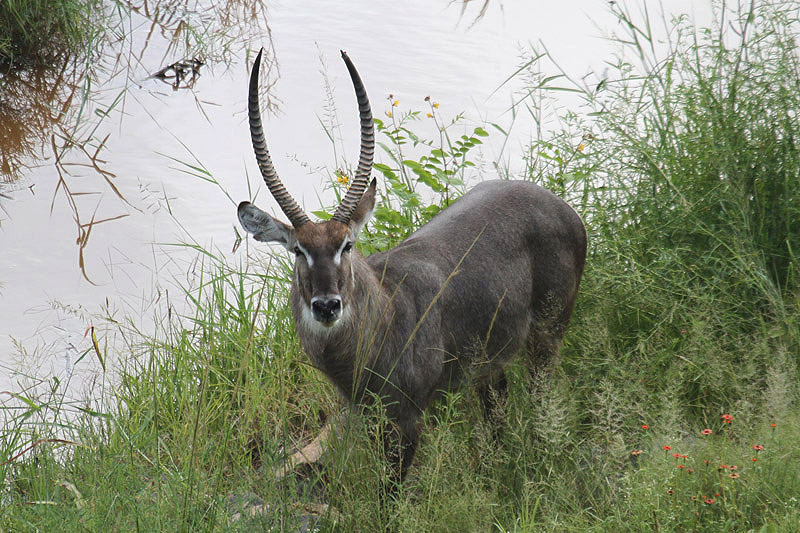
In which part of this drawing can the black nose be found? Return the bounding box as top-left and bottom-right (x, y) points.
(311, 297), (342, 323)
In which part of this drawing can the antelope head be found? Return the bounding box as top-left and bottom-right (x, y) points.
(237, 49), (376, 328)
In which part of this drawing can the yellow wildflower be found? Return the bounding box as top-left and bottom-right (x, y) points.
(386, 111), (393, 118)
(433, 102), (440, 109)
(392, 100), (399, 107)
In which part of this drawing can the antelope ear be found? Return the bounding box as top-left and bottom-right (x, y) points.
(238, 201), (295, 251)
(348, 178), (376, 240)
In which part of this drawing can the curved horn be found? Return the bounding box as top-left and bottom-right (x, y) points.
(331, 50), (375, 224)
(249, 48), (310, 228)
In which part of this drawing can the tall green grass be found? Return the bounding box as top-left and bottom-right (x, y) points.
(526, 0), (800, 424)
(2, 1), (800, 531)
(0, 0), (98, 67)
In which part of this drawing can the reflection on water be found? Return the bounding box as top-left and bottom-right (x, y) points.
(0, 0), (278, 283)
(453, 0), (494, 28)
(0, 0), (275, 172)
(149, 57), (205, 90)
(0, 56), (80, 181)
(118, 0), (273, 66)
(0, 0), (282, 396)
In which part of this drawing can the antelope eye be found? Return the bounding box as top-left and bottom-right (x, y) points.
(343, 242), (353, 253)
(293, 246), (302, 256)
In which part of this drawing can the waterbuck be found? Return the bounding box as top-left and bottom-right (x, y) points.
(237, 49), (587, 484)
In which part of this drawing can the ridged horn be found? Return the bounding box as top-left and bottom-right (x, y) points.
(249, 48), (311, 228)
(331, 50), (375, 225)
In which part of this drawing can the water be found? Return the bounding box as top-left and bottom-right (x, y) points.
(0, 0), (711, 394)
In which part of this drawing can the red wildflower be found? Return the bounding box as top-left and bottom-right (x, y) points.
(721, 414), (733, 423)
(673, 453), (681, 458)
(705, 498), (716, 505)
(677, 464), (685, 469)
(641, 424), (649, 429)
(752, 444), (764, 451)
(701, 429), (713, 436)
(663, 445), (672, 451)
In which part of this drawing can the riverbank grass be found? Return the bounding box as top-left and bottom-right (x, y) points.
(0, 0), (98, 66)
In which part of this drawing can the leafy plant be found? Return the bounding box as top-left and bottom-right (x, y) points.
(360, 97), (488, 251)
